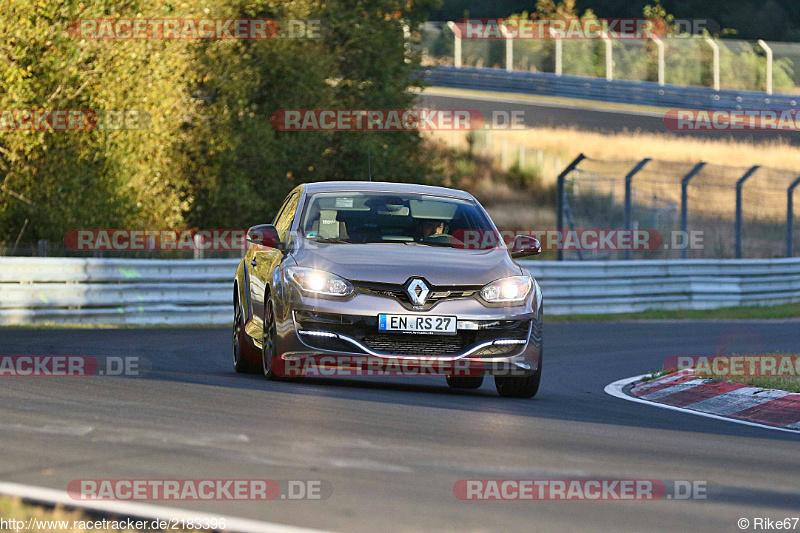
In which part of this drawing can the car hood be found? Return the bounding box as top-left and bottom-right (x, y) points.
(291, 243), (522, 286)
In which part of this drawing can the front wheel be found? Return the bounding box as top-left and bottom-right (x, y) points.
(261, 298), (279, 380)
(495, 368), (541, 398)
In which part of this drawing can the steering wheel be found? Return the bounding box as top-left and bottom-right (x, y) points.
(422, 234), (453, 245)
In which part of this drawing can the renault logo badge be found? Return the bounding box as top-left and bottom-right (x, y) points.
(405, 278), (430, 306)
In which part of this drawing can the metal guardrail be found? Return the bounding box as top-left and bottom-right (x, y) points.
(1, 257), (799, 324)
(422, 66), (800, 110)
(525, 258), (800, 314)
(0, 258), (237, 326)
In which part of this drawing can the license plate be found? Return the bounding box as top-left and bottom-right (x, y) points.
(378, 314), (457, 335)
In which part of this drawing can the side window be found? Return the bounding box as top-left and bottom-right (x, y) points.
(272, 192), (295, 226)
(273, 192), (300, 241)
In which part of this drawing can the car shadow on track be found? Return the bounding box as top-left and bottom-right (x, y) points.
(139, 367), (800, 442)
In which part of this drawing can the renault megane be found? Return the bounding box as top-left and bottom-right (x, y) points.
(232, 181), (543, 397)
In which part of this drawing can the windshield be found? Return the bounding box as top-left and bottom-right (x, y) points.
(299, 191), (497, 248)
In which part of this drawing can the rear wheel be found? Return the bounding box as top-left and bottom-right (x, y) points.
(446, 375), (484, 389)
(233, 291), (259, 374)
(495, 368), (541, 398)
(261, 298), (279, 380)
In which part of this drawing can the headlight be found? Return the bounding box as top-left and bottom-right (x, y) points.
(480, 276), (532, 304)
(285, 267), (353, 297)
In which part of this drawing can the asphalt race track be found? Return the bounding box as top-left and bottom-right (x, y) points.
(1, 322), (798, 532)
(419, 91), (800, 145)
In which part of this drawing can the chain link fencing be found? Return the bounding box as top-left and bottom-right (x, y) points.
(558, 155), (800, 260)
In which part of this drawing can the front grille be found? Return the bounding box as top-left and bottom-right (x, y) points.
(362, 332), (474, 356)
(294, 311), (532, 357)
(354, 280), (481, 310)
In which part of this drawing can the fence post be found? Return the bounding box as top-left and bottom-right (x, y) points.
(651, 36), (665, 86)
(501, 24), (513, 72)
(447, 22), (462, 68)
(624, 158), (652, 259)
(556, 154), (586, 261)
(704, 37), (720, 91)
(602, 32), (613, 81)
(549, 28), (562, 76)
(735, 165), (760, 259)
(194, 233), (204, 260)
(556, 154), (587, 261)
(758, 40), (773, 95)
(680, 162), (706, 259)
(787, 176), (800, 257)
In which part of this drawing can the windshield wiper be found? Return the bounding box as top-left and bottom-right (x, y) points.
(403, 241), (452, 247)
(309, 238), (352, 244)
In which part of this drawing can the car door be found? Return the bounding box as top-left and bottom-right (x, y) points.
(247, 189), (301, 324)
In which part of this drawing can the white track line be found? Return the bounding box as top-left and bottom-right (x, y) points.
(604, 374), (800, 435)
(0, 481), (334, 533)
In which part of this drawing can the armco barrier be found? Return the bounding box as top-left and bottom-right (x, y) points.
(423, 66), (800, 110)
(526, 258), (800, 314)
(2, 257), (800, 324)
(0, 258), (237, 326)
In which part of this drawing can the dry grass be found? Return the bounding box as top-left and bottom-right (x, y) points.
(705, 375), (800, 393)
(484, 202), (557, 229)
(487, 128), (800, 177)
(0, 495), (194, 532)
(428, 128), (800, 183)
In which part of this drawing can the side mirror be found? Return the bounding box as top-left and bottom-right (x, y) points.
(247, 224), (281, 249)
(510, 235), (541, 259)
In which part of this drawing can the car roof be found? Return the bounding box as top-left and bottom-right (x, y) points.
(300, 181), (475, 200)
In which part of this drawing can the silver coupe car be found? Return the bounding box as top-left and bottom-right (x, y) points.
(233, 181), (543, 397)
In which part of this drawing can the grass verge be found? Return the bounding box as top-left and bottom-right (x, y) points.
(547, 302), (800, 322)
(420, 86), (668, 115)
(0, 495), (193, 532)
(703, 375), (800, 393)
(639, 355), (800, 392)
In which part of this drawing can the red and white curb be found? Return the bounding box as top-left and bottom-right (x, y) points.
(605, 370), (800, 434)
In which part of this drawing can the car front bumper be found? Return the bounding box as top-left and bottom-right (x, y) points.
(269, 288), (543, 378)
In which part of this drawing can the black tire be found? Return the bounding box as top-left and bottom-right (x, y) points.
(446, 375), (484, 389)
(495, 368), (541, 398)
(233, 291), (260, 374)
(261, 298), (279, 380)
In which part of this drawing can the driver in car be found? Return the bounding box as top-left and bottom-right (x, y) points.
(419, 219), (445, 240)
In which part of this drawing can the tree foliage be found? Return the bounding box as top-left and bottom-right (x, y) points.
(428, 0), (800, 42)
(0, 0), (441, 245)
